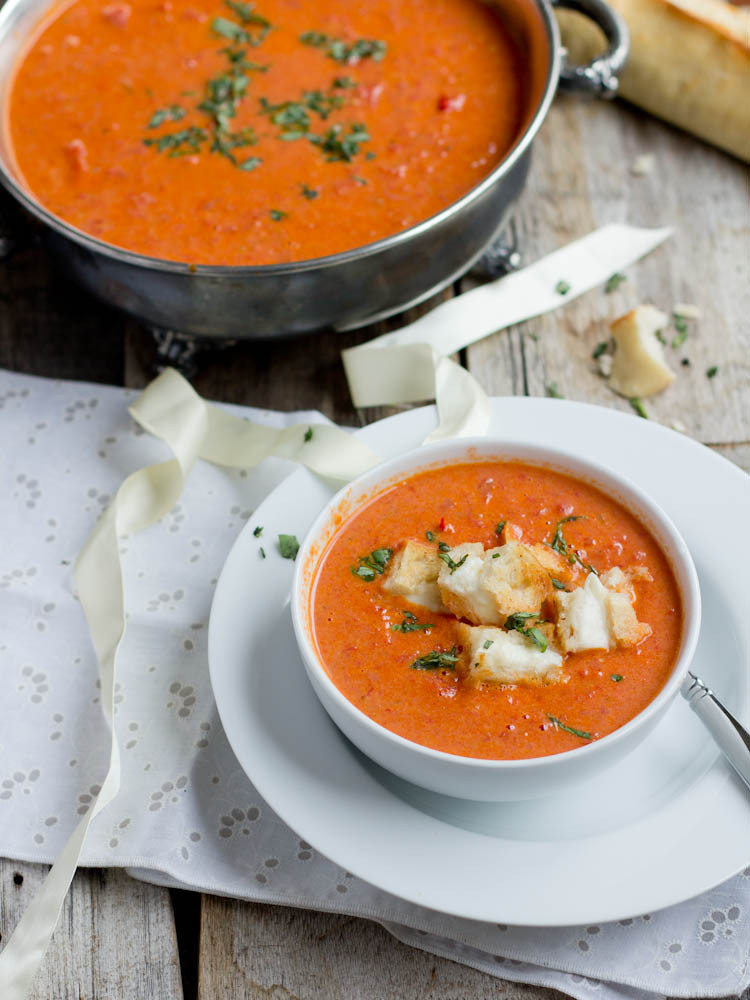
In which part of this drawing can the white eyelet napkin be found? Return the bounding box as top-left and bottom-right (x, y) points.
(1, 368), (749, 1000)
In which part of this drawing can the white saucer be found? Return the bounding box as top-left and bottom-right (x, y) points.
(208, 398), (750, 926)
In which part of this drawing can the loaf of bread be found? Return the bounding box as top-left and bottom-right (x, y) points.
(557, 0), (750, 162)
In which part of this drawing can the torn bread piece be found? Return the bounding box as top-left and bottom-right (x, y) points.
(608, 305), (675, 398)
(457, 623), (565, 686)
(438, 541), (550, 625)
(436, 543), (498, 624)
(383, 540), (445, 613)
(555, 571), (652, 653)
(528, 543), (582, 589)
(601, 565), (653, 601)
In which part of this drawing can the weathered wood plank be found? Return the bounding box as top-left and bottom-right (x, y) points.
(468, 99), (750, 445)
(197, 898), (563, 1000)
(0, 860), (183, 999)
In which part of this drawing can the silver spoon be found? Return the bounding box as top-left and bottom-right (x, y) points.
(681, 671), (750, 792)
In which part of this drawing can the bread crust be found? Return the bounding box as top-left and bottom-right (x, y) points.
(557, 0), (750, 161)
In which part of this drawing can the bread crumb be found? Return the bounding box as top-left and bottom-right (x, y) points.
(630, 154), (655, 176)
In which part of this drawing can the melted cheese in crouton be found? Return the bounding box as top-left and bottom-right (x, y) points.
(438, 540), (551, 626)
(383, 540), (445, 613)
(555, 570), (652, 653)
(457, 623), (565, 686)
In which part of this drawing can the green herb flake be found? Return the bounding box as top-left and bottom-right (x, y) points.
(259, 546), (266, 559)
(438, 551), (469, 574)
(629, 397), (648, 419)
(278, 534), (300, 560)
(547, 714), (593, 740)
(437, 541), (450, 552)
(495, 520), (506, 536)
(555, 279), (571, 296)
(525, 626), (548, 652)
(592, 341), (609, 359)
(300, 32), (386, 65)
(304, 426), (313, 442)
(672, 313), (688, 348)
(482, 639), (494, 650)
(611, 674), (624, 682)
(546, 382), (564, 399)
(240, 156), (262, 171)
(253, 525), (263, 537)
(706, 365), (719, 379)
(604, 272), (627, 293)
(491, 552), (500, 559)
(392, 611), (433, 633)
(549, 515), (597, 575)
(333, 75), (357, 89)
(351, 546), (393, 581)
(410, 646), (459, 671)
(425, 530), (436, 542)
(147, 105), (187, 129)
(301, 184), (319, 200)
(550, 578), (567, 590)
(504, 612), (548, 651)
(655, 329), (667, 346)
(270, 208), (287, 221)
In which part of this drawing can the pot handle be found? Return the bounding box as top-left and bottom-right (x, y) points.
(551, 0), (630, 99)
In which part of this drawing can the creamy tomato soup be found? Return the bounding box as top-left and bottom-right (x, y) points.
(310, 461), (683, 760)
(8, 0), (537, 265)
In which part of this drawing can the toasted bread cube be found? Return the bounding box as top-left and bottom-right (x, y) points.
(383, 540), (445, 612)
(497, 521), (523, 544)
(601, 565), (653, 601)
(608, 592), (652, 647)
(457, 623), (564, 686)
(555, 573), (611, 652)
(479, 541), (552, 620)
(555, 570), (652, 652)
(436, 543), (497, 624)
(608, 305), (675, 398)
(528, 543), (581, 588)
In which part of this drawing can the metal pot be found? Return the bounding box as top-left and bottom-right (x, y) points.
(0, 0), (628, 339)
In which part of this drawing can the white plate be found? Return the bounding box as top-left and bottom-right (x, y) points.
(208, 398), (750, 926)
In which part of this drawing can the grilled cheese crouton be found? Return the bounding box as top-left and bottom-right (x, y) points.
(383, 540), (445, 613)
(555, 570), (652, 653)
(457, 623), (565, 686)
(438, 541), (550, 625)
(608, 305), (675, 398)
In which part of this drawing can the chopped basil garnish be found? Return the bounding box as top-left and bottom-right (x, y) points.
(547, 714), (592, 740)
(240, 156), (262, 170)
(438, 551), (468, 574)
(706, 365), (719, 379)
(555, 279), (571, 295)
(425, 530), (437, 542)
(278, 534), (299, 560)
(546, 382), (563, 399)
(351, 546), (393, 581)
(147, 105), (186, 129)
(253, 525), (263, 537)
(299, 32), (386, 65)
(549, 516), (597, 575)
(504, 612), (547, 651)
(604, 272), (627, 293)
(611, 674), (623, 682)
(270, 208), (287, 221)
(672, 314), (688, 348)
(259, 546), (266, 559)
(301, 184), (319, 200)
(495, 520), (506, 536)
(410, 646), (459, 671)
(629, 397), (648, 419)
(304, 426), (313, 441)
(550, 577), (567, 590)
(592, 341), (609, 359)
(482, 639), (494, 649)
(392, 611), (433, 633)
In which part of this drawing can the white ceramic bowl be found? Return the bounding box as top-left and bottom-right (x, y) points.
(291, 438), (701, 801)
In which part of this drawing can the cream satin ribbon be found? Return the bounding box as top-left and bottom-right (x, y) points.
(342, 224), (672, 433)
(0, 222), (671, 997)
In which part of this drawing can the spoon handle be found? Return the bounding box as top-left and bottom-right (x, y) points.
(681, 671), (750, 793)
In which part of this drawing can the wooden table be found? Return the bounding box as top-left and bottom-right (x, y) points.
(1, 91), (748, 999)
